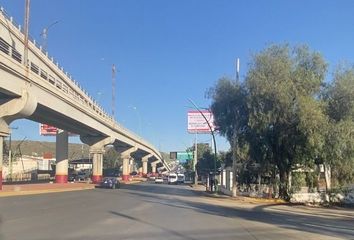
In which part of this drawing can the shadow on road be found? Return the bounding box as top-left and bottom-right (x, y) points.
(118, 183), (354, 239)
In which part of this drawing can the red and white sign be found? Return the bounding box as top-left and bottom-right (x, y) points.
(187, 110), (215, 133)
(39, 124), (78, 136)
(39, 124), (58, 136)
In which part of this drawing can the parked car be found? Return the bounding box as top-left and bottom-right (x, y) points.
(76, 171), (90, 181)
(155, 177), (163, 184)
(68, 174), (77, 182)
(100, 177), (120, 189)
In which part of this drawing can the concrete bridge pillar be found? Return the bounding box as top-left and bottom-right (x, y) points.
(91, 149), (104, 183)
(120, 147), (137, 182)
(122, 157), (130, 181)
(142, 154), (152, 177)
(0, 91), (37, 190)
(151, 164), (157, 176)
(142, 161), (148, 177)
(55, 130), (69, 183)
(129, 158), (134, 174)
(80, 136), (113, 184)
(151, 160), (160, 176)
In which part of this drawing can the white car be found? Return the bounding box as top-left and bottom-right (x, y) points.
(168, 173), (178, 184)
(155, 177), (164, 184)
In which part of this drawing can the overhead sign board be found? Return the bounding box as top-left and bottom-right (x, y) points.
(177, 152), (193, 162)
(187, 110), (215, 134)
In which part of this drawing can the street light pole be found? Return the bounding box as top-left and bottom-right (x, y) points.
(40, 20), (59, 51)
(188, 99), (217, 191)
(131, 106), (142, 136)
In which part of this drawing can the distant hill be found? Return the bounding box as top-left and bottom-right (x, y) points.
(8, 140), (172, 162)
(9, 140), (90, 160)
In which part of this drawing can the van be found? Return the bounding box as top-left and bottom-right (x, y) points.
(177, 173), (185, 184)
(168, 173), (178, 184)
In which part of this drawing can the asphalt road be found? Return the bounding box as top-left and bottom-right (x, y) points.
(0, 182), (353, 240)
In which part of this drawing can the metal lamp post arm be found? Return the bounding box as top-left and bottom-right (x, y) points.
(188, 99), (217, 178)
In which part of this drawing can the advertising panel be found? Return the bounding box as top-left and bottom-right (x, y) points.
(39, 124), (58, 136)
(39, 124), (77, 136)
(187, 110), (215, 133)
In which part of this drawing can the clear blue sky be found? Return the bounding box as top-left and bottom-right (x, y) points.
(2, 0), (354, 153)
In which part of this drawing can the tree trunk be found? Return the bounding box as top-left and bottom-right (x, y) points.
(324, 163), (331, 192)
(278, 168), (289, 200)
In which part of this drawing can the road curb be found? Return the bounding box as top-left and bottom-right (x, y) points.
(0, 185), (95, 198)
(121, 180), (144, 185)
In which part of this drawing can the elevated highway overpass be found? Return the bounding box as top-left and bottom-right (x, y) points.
(0, 7), (169, 189)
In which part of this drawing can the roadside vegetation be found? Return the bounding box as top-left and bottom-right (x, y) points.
(207, 44), (354, 200)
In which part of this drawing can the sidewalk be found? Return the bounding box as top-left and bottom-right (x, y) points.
(190, 184), (286, 204)
(0, 182), (96, 197)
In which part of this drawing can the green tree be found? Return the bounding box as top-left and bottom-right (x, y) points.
(323, 65), (354, 186)
(196, 149), (221, 176)
(208, 78), (249, 196)
(245, 44), (327, 199)
(209, 44), (328, 199)
(103, 147), (121, 169)
(186, 143), (211, 160)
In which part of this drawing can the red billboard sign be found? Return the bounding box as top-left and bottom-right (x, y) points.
(39, 124), (77, 136)
(187, 110), (215, 134)
(39, 124), (58, 136)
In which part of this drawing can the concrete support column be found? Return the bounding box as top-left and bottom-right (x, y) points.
(142, 160), (148, 177)
(122, 157), (130, 181)
(55, 130), (69, 183)
(142, 154), (151, 177)
(129, 158), (134, 174)
(151, 160), (160, 176)
(91, 150), (104, 183)
(0, 136), (3, 190)
(151, 163), (157, 176)
(120, 147), (137, 182)
(80, 136), (114, 184)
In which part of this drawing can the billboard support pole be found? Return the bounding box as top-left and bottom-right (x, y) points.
(194, 133), (198, 186)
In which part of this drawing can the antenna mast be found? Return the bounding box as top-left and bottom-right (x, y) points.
(236, 58), (240, 82)
(112, 64), (116, 119)
(23, 0), (30, 67)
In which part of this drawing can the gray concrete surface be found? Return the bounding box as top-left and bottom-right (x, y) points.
(0, 182), (353, 240)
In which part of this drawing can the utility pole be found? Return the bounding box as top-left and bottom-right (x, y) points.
(23, 0), (30, 68)
(232, 58), (240, 197)
(8, 127), (18, 182)
(193, 133), (198, 186)
(112, 64), (116, 119)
